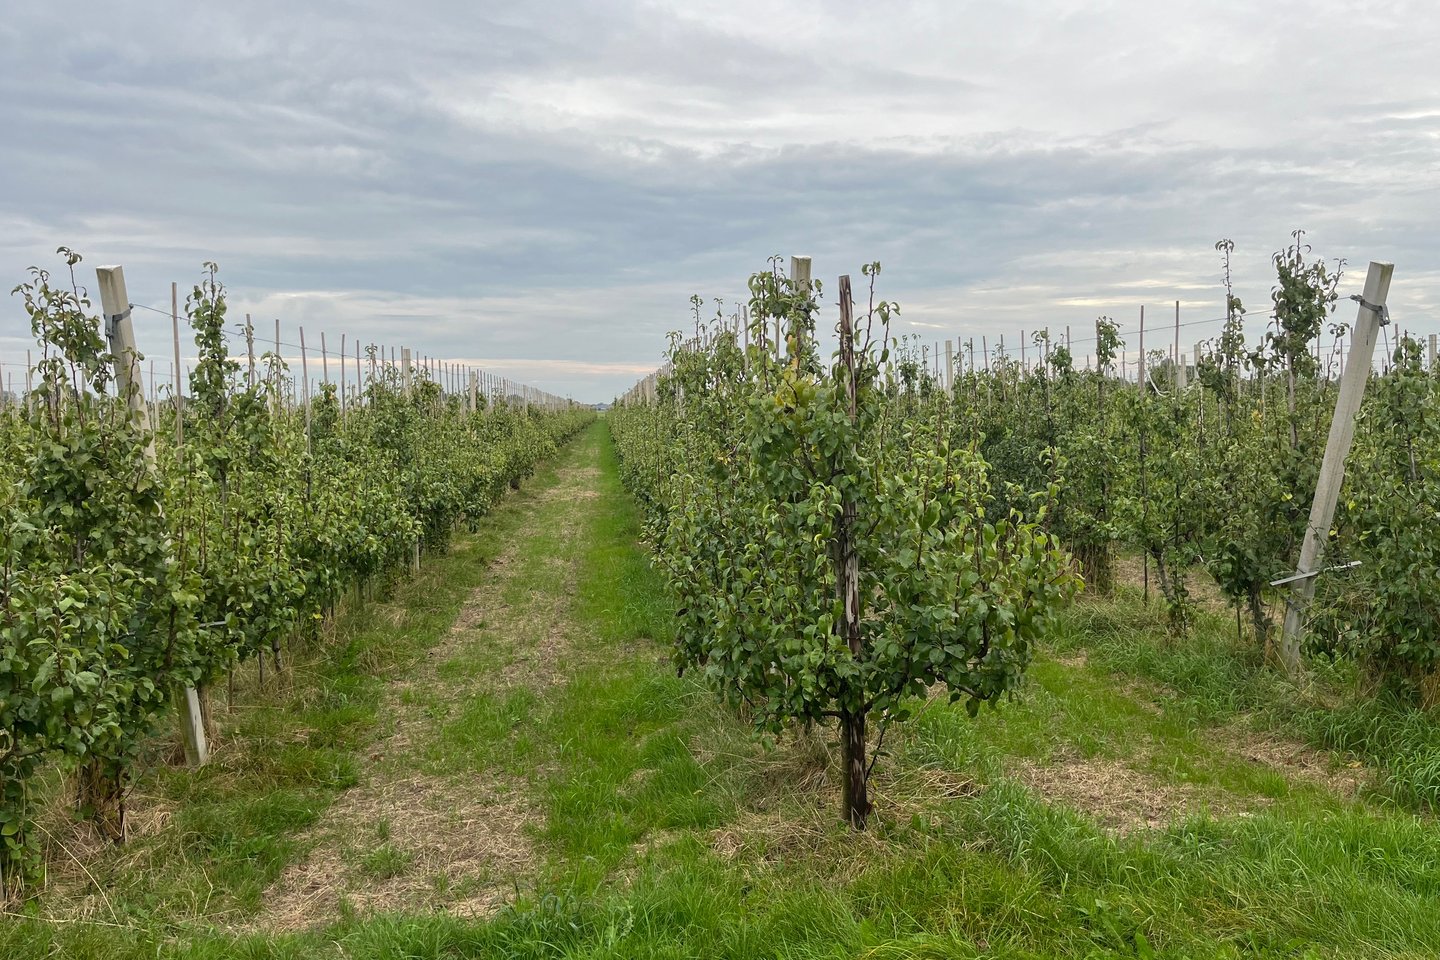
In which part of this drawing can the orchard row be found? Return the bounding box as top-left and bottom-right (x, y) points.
(0, 251), (593, 894)
(611, 244), (1436, 827)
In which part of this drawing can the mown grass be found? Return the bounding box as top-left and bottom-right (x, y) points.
(4, 421), (1438, 959)
(1050, 591), (1440, 811)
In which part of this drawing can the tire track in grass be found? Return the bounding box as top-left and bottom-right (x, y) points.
(250, 429), (607, 932)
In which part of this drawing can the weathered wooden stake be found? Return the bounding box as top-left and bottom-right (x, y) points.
(1278, 261), (1394, 676)
(97, 265), (208, 768)
(1174, 301), (1186, 390)
(299, 327), (312, 455)
(273, 319), (283, 412)
(171, 282), (184, 449)
(1138, 305), (1146, 391)
(790, 255), (812, 361)
(245, 313), (256, 388)
(339, 334), (347, 414)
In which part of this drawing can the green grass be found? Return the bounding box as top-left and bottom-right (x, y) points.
(1049, 589), (1440, 811)
(4, 420), (1439, 959)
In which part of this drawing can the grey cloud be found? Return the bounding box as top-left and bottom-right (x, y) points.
(2, 1), (1438, 400)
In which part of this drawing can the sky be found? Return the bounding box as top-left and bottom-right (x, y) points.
(2, 1), (1438, 402)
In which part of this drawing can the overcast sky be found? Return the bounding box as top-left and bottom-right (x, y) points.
(2, 1), (1437, 401)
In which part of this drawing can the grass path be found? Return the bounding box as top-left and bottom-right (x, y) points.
(6, 420), (1440, 959)
(253, 445), (605, 929)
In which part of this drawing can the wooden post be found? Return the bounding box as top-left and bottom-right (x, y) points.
(1278, 261), (1394, 676)
(1138, 305), (1146, 391)
(171, 282), (184, 449)
(790, 255), (812, 361)
(338, 334), (346, 413)
(401, 348), (413, 396)
(299, 327), (312, 454)
(96, 268), (151, 440)
(245, 313), (255, 388)
(320, 332), (330, 390)
(274, 319), (283, 412)
(945, 340), (954, 392)
(1174, 301), (1185, 390)
(1429, 333), (1437, 372)
(96, 265), (208, 768)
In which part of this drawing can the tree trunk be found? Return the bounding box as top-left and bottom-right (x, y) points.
(1150, 547), (1171, 602)
(840, 708), (870, 829)
(1076, 542), (1112, 595)
(835, 275), (870, 831)
(75, 759), (126, 843)
(1150, 548), (1191, 636)
(1248, 585), (1272, 659)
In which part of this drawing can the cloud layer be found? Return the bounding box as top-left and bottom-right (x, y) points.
(2, 1), (1437, 399)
